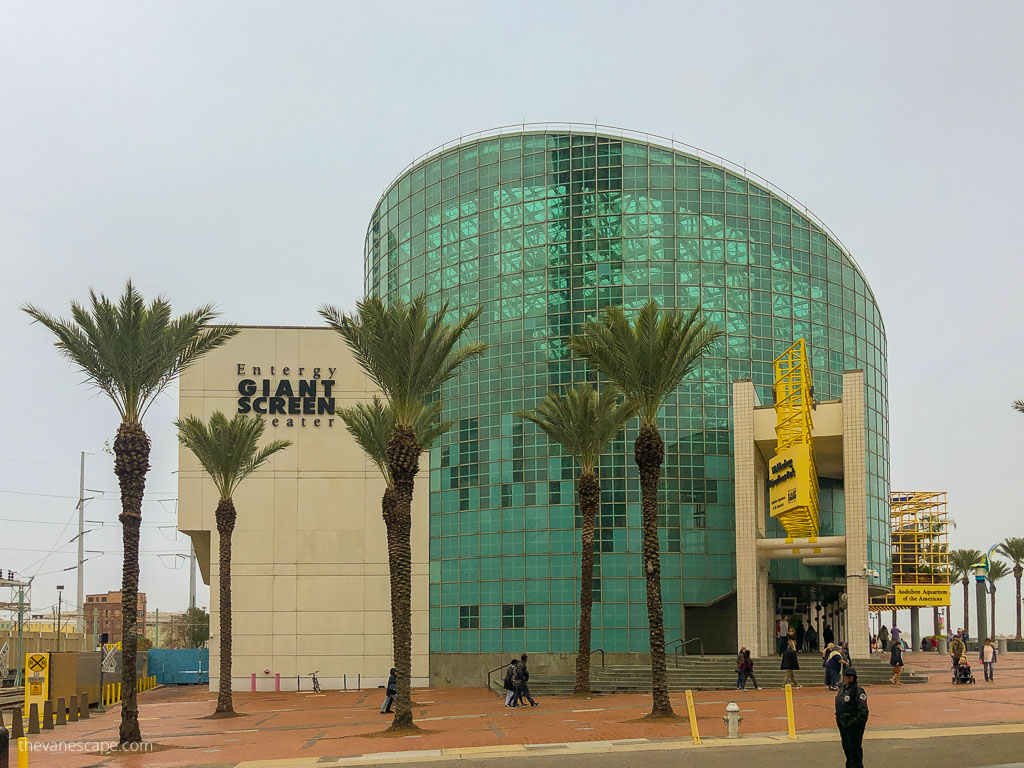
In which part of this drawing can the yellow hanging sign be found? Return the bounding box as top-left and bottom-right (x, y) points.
(768, 444), (814, 518)
(894, 584), (950, 606)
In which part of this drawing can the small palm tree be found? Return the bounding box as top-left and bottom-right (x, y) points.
(518, 384), (634, 694)
(569, 301), (721, 718)
(337, 397), (447, 632)
(996, 537), (1024, 639)
(24, 282), (236, 744)
(949, 549), (983, 635)
(986, 559), (1010, 639)
(320, 296), (485, 731)
(175, 412), (290, 714)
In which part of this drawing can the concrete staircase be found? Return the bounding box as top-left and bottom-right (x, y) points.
(490, 654), (927, 696)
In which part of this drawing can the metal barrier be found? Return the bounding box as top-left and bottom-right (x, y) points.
(590, 649), (605, 668)
(486, 663), (510, 693)
(667, 637), (705, 665)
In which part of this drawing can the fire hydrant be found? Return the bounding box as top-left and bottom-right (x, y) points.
(723, 702), (742, 738)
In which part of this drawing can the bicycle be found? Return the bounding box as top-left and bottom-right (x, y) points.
(308, 670), (321, 693)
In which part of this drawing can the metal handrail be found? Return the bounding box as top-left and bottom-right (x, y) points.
(590, 648), (605, 668)
(667, 637), (705, 664)
(486, 663), (510, 693)
(364, 121), (880, 316)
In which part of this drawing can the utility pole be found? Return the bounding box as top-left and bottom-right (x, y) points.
(155, 608), (159, 649)
(77, 451), (85, 633)
(56, 585), (64, 653)
(189, 541), (197, 611)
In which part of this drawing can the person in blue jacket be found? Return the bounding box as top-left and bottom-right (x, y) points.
(380, 668), (396, 714)
(835, 667), (869, 767)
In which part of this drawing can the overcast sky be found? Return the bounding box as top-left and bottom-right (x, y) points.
(2, 2), (1022, 638)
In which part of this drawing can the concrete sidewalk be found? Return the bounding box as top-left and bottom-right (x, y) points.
(15, 651), (1024, 767)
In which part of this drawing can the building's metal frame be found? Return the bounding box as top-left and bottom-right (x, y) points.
(869, 491), (950, 610)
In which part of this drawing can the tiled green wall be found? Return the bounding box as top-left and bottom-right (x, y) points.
(364, 131), (889, 654)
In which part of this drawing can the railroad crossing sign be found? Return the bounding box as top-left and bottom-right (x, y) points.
(24, 652), (49, 717)
(0, 640), (8, 679)
(101, 645), (117, 673)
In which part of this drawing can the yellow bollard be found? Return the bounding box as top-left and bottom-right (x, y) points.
(684, 689), (701, 745)
(18, 735), (29, 767)
(785, 683), (797, 739)
(117, 683), (121, 702)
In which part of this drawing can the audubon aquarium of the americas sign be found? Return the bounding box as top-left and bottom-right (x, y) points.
(235, 363), (337, 428)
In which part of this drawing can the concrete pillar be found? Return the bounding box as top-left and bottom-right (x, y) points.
(733, 380), (766, 656)
(911, 607), (921, 652)
(842, 370), (870, 659)
(976, 579), (988, 642)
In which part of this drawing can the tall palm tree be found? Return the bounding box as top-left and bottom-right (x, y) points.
(337, 396), (447, 664)
(175, 412), (290, 714)
(996, 537), (1024, 639)
(569, 301), (721, 718)
(949, 549), (983, 636)
(320, 296), (485, 731)
(986, 559), (1010, 639)
(518, 384), (634, 695)
(23, 282), (235, 744)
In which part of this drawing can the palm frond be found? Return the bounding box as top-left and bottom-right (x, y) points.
(996, 536), (1024, 567)
(949, 548), (984, 583)
(24, 281), (237, 424)
(1013, 399), (1024, 414)
(987, 558), (1011, 583)
(175, 411), (291, 499)
(319, 295), (486, 430)
(568, 301), (722, 424)
(517, 384), (634, 472)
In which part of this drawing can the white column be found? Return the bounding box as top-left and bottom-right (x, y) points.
(843, 370), (870, 658)
(733, 380), (765, 655)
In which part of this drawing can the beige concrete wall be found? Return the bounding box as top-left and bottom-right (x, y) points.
(842, 370), (870, 658)
(178, 327), (429, 690)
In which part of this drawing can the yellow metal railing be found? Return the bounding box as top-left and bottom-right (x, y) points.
(103, 676), (156, 705)
(771, 339), (819, 538)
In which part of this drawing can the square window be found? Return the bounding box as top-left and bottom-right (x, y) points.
(459, 605), (480, 629)
(502, 603), (525, 628)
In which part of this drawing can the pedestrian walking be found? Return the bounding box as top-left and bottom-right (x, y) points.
(777, 615), (790, 655)
(835, 667), (869, 768)
(890, 625), (902, 650)
(781, 638), (801, 688)
(980, 638), (997, 682)
(503, 658), (519, 707)
(380, 668), (396, 714)
(889, 641), (904, 685)
(823, 643), (844, 690)
(740, 649), (761, 690)
(949, 632), (966, 671)
(735, 646), (746, 690)
(514, 653), (538, 708)
(878, 624), (889, 652)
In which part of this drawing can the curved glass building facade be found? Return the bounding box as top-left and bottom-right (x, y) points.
(364, 127), (889, 657)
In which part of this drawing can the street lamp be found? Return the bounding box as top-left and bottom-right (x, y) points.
(56, 584), (64, 653)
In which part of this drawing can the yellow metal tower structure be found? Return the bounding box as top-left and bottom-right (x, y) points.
(770, 339), (820, 538)
(869, 491), (951, 610)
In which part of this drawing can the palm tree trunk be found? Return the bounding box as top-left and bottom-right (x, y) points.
(575, 471), (599, 695)
(933, 606), (940, 636)
(215, 499), (237, 714)
(962, 578), (970, 636)
(634, 422), (673, 718)
(113, 421), (149, 745)
(1015, 567), (1022, 640)
(385, 424), (419, 731)
(381, 486), (399, 617)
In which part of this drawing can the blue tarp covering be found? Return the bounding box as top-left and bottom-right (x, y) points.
(148, 648), (209, 685)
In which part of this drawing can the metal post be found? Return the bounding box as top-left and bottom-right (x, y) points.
(15, 585), (25, 687)
(77, 451), (85, 633)
(56, 586), (63, 653)
(155, 609), (159, 649)
(92, 611), (97, 651)
(910, 607), (920, 652)
(976, 578), (988, 643)
(189, 543), (197, 611)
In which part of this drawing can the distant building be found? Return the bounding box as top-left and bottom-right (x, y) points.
(144, 610), (185, 648)
(83, 591), (147, 644)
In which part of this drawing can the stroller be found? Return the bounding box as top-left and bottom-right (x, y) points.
(952, 656), (976, 684)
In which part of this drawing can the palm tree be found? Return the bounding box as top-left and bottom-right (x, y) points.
(23, 282), (236, 744)
(1012, 400), (1024, 413)
(986, 559), (1010, 639)
(949, 549), (983, 636)
(518, 384), (634, 694)
(175, 412), (290, 714)
(320, 296), (485, 731)
(569, 301), (721, 718)
(996, 537), (1024, 639)
(337, 396), (447, 660)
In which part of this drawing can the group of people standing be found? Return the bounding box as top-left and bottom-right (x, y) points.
(775, 615), (826, 653)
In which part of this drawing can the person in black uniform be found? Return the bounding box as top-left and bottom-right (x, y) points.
(835, 667), (869, 768)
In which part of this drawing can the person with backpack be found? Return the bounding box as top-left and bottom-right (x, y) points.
(503, 658), (519, 707)
(514, 653), (538, 708)
(739, 649), (761, 690)
(380, 668), (396, 714)
(735, 646), (746, 690)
